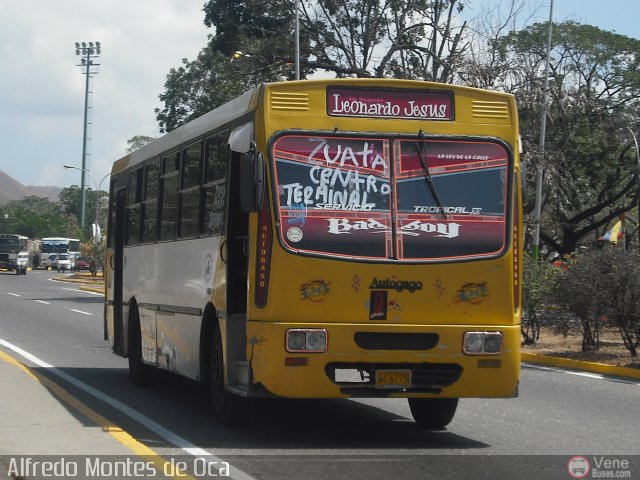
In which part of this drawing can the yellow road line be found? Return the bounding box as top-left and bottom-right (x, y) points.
(0, 350), (196, 480)
(522, 352), (640, 380)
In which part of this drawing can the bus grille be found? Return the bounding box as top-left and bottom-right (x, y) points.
(270, 92), (310, 111)
(326, 362), (463, 396)
(472, 100), (510, 119)
(354, 332), (439, 350)
(0, 253), (8, 262)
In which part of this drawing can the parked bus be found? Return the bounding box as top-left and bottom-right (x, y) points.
(40, 237), (80, 269)
(0, 234), (29, 274)
(105, 78), (523, 428)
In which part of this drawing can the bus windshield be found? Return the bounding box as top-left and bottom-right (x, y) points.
(0, 238), (20, 252)
(272, 134), (510, 261)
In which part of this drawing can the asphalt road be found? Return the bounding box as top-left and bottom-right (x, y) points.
(0, 269), (639, 480)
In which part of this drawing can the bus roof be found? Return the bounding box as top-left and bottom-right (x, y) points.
(113, 87), (260, 175)
(0, 233), (28, 240)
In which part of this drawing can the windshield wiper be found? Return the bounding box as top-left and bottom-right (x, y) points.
(415, 132), (447, 219)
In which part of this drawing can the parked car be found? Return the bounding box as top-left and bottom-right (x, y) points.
(56, 253), (73, 272)
(74, 256), (92, 271)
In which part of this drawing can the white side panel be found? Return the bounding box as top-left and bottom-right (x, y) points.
(122, 236), (222, 381)
(156, 312), (202, 379)
(139, 306), (157, 365)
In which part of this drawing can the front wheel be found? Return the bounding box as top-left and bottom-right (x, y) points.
(408, 397), (458, 429)
(209, 327), (242, 425)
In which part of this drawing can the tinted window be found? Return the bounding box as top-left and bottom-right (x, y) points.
(160, 174), (178, 241)
(270, 135), (510, 261)
(181, 143), (202, 189)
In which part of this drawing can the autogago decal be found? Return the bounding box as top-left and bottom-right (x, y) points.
(369, 277), (423, 293)
(327, 218), (461, 238)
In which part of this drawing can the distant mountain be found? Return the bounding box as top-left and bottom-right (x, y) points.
(0, 170), (61, 205)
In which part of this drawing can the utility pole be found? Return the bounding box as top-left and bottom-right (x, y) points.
(75, 41), (101, 229)
(531, 1), (553, 261)
(295, 0), (300, 80)
(627, 126), (640, 248)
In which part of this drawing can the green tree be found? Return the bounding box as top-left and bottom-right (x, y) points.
(299, 0), (468, 80)
(156, 0), (470, 132)
(522, 252), (560, 344)
(488, 22), (640, 257)
(551, 249), (608, 351)
(59, 186), (107, 239)
(127, 135), (156, 153)
(0, 196), (81, 239)
(156, 45), (246, 133)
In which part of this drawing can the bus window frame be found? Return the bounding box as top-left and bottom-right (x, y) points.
(267, 130), (515, 264)
(178, 141), (203, 239)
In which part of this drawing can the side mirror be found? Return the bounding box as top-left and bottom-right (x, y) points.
(240, 144), (265, 213)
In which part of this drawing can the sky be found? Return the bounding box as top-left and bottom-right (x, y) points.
(1, 0), (638, 189)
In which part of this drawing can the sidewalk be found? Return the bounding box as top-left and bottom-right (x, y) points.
(0, 349), (138, 476)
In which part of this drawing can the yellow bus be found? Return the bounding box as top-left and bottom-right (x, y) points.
(104, 78), (522, 428)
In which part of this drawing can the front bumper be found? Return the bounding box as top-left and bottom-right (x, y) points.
(246, 321), (520, 399)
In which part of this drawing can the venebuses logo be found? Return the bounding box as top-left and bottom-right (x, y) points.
(327, 87), (454, 120)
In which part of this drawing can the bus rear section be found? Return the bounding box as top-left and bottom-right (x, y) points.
(238, 81), (522, 427)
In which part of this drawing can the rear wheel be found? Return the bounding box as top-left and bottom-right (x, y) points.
(128, 307), (153, 386)
(209, 327), (241, 425)
(408, 397), (458, 429)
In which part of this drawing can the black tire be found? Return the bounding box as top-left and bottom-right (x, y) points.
(209, 327), (241, 425)
(408, 397), (459, 429)
(128, 307), (153, 386)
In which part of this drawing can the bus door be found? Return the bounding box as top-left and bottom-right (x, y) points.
(112, 187), (127, 355)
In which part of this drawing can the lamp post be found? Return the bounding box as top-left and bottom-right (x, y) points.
(74, 41), (102, 228)
(63, 165), (110, 242)
(531, 0), (554, 261)
(627, 126), (640, 248)
(295, 0), (300, 80)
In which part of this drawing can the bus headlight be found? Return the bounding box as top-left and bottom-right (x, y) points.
(463, 332), (503, 355)
(286, 329), (328, 353)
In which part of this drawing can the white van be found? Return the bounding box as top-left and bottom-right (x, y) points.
(56, 253), (72, 272)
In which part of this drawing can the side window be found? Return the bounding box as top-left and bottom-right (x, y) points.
(125, 169), (143, 246)
(201, 132), (228, 235)
(142, 159), (159, 243)
(159, 152), (180, 241)
(178, 142), (202, 238)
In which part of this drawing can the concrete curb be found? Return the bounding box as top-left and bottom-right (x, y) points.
(521, 352), (640, 380)
(51, 275), (104, 294)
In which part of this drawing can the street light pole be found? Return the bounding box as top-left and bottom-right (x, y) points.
(74, 41), (102, 228)
(63, 165), (110, 242)
(627, 126), (640, 248)
(531, 0), (554, 261)
(295, 0), (300, 80)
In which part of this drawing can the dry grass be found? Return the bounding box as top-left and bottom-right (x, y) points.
(522, 326), (640, 369)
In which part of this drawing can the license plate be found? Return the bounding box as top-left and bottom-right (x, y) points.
(375, 369), (412, 389)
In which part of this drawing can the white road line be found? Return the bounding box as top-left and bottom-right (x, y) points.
(70, 309), (92, 316)
(7, 293), (21, 297)
(522, 363), (640, 385)
(0, 338), (257, 480)
(60, 286), (103, 296)
(34, 300), (51, 305)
